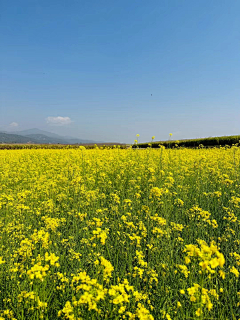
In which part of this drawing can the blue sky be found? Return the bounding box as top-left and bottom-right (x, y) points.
(1, 0), (240, 143)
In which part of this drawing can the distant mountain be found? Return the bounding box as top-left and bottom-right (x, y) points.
(10, 128), (62, 139)
(0, 132), (39, 144)
(23, 134), (71, 144)
(7, 128), (101, 144)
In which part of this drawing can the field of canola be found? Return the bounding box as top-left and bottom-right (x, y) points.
(0, 147), (240, 320)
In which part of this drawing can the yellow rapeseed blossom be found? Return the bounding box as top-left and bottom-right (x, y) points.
(1, 146), (240, 319)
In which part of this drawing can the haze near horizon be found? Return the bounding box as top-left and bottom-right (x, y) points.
(1, 0), (240, 144)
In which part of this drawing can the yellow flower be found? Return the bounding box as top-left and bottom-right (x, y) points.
(230, 266), (239, 278)
(45, 252), (59, 266)
(100, 256), (114, 279)
(195, 308), (202, 317)
(185, 257), (191, 264)
(219, 270), (225, 279)
(207, 301), (213, 311)
(209, 257), (219, 268)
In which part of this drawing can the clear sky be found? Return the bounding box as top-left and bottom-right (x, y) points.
(1, 0), (240, 143)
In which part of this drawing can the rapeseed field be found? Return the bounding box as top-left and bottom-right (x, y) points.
(0, 146), (240, 319)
